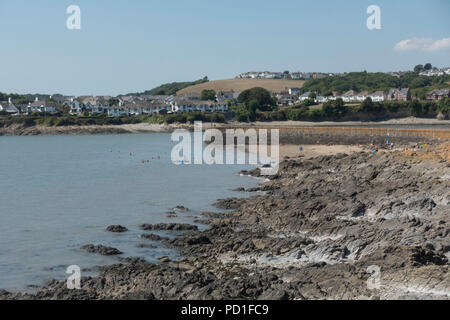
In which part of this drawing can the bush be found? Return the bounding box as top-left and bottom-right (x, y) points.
(437, 97), (450, 113)
(322, 98), (347, 118)
(359, 97), (374, 113)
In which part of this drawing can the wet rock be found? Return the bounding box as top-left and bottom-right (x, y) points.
(186, 236), (211, 245)
(106, 225), (128, 233)
(158, 256), (171, 263)
(213, 198), (246, 210)
(240, 168), (261, 177)
(137, 243), (157, 249)
(140, 234), (169, 241)
(81, 244), (122, 256)
(174, 206), (189, 212)
(258, 289), (288, 300)
(140, 223), (198, 231)
(411, 248), (448, 266)
(407, 198), (436, 212)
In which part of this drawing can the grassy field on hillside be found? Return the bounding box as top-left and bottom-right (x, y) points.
(177, 78), (305, 95)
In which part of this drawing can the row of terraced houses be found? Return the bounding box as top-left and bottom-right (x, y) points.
(276, 88), (450, 107)
(0, 93), (232, 117)
(1, 87), (449, 116)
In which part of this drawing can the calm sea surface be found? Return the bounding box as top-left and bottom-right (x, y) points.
(0, 133), (258, 291)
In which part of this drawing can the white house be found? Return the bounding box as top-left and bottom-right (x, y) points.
(107, 106), (129, 117)
(290, 72), (303, 80)
(299, 92), (311, 102)
(78, 96), (109, 114)
(315, 95), (329, 103)
(341, 90), (357, 103)
(216, 91), (239, 103)
(118, 95), (138, 104)
(68, 99), (83, 115)
(171, 99), (228, 113)
(356, 91), (369, 102)
(27, 98), (58, 113)
(419, 69), (444, 77)
(277, 94), (298, 106)
(288, 88), (302, 96)
(368, 91), (385, 102)
(177, 92), (201, 100)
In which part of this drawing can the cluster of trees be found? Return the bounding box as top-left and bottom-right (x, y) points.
(413, 63), (433, 73)
(232, 98), (449, 123)
(157, 112), (225, 124)
(301, 71), (450, 96)
(231, 87), (276, 121)
(200, 89), (216, 101)
(0, 92), (32, 104)
(0, 113), (143, 128)
(0, 110), (228, 128)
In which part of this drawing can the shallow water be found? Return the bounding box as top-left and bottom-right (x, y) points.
(0, 133), (257, 291)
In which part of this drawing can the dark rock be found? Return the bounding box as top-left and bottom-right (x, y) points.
(174, 206), (189, 212)
(187, 236), (211, 245)
(137, 243), (157, 249)
(140, 223), (198, 231)
(81, 244), (122, 256)
(106, 225), (128, 233)
(158, 256), (171, 263)
(213, 198), (246, 210)
(140, 233), (169, 241)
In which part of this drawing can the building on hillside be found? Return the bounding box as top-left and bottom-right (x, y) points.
(341, 90), (357, 103)
(0, 98), (20, 115)
(147, 95), (174, 104)
(276, 94), (298, 106)
(178, 92), (201, 100)
(107, 105), (129, 117)
(368, 91), (386, 102)
(171, 99), (228, 113)
(50, 95), (73, 105)
(118, 95), (138, 104)
(216, 91), (240, 103)
(68, 99), (83, 115)
(288, 88), (302, 96)
(419, 68), (446, 77)
(356, 91), (369, 102)
(312, 73), (326, 79)
(290, 72), (303, 80)
(109, 100), (171, 117)
(298, 92), (311, 102)
(237, 72), (259, 79)
(26, 97), (58, 113)
(387, 88), (411, 101)
(77, 96), (109, 114)
(427, 89), (450, 100)
(315, 95), (329, 104)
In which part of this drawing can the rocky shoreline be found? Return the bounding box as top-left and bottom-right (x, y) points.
(1, 118), (449, 137)
(1, 141), (449, 300)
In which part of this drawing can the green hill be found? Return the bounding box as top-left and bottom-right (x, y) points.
(124, 77), (209, 96)
(301, 71), (450, 95)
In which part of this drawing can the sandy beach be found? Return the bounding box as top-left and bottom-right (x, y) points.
(279, 144), (364, 159)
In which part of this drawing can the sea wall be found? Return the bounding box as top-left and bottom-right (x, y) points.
(223, 126), (450, 145)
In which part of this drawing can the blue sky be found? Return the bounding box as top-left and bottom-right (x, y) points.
(0, 0), (449, 95)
